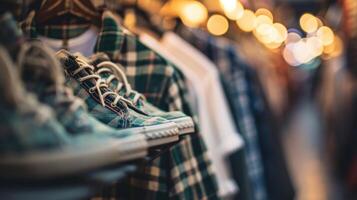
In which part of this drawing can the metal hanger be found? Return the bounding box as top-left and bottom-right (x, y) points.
(34, 0), (102, 49)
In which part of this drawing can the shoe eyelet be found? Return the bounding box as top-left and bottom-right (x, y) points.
(89, 88), (95, 93)
(111, 103), (117, 108)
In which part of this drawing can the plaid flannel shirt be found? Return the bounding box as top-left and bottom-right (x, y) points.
(179, 28), (268, 200)
(21, 10), (218, 200)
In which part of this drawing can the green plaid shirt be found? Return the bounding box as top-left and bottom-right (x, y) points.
(21, 10), (218, 200)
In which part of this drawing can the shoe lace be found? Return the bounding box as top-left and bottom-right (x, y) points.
(96, 61), (146, 105)
(74, 58), (133, 107)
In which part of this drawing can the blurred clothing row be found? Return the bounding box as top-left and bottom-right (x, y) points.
(316, 39), (357, 200)
(0, 2), (295, 199)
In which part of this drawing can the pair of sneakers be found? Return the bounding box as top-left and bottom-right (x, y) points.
(0, 43), (148, 179)
(55, 50), (195, 147)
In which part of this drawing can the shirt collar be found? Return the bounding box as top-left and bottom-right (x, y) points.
(21, 10), (90, 40)
(20, 10), (126, 56)
(93, 10), (126, 56)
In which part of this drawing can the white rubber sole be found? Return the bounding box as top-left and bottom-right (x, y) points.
(171, 117), (195, 135)
(124, 122), (180, 147)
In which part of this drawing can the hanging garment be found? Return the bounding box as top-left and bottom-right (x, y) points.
(321, 60), (357, 198)
(178, 27), (268, 200)
(178, 27), (295, 200)
(140, 32), (244, 197)
(245, 67), (296, 200)
(21, 10), (219, 200)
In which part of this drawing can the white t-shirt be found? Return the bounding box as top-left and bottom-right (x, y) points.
(38, 27), (98, 57)
(140, 32), (245, 197)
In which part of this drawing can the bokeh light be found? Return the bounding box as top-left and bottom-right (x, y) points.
(317, 26), (335, 46)
(207, 14), (229, 36)
(300, 13), (319, 33)
(323, 35), (343, 58)
(273, 23), (288, 43)
(255, 15), (273, 27)
(283, 43), (301, 66)
(179, 1), (208, 28)
(219, 0), (237, 13)
(255, 23), (277, 44)
(236, 9), (256, 32)
(220, 0), (244, 20)
(306, 36), (324, 57)
(255, 8), (273, 21)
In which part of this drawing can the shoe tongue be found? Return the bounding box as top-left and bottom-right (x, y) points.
(56, 50), (83, 73)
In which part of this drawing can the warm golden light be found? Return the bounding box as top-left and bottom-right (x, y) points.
(273, 23), (288, 43)
(283, 44), (300, 66)
(315, 17), (323, 28)
(300, 13), (319, 33)
(255, 8), (273, 21)
(138, 0), (161, 12)
(236, 9), (256, 32)
(323, 35), (343, 58)
(255, 15), (273, 27)
(180, 1), (208, 28)
(207, 14), (229, 36)
(255, 23), (277, 44)
(293, 40), (312, 64)
(220, 0), (244, 20)
(219, 0), (237, 13)
(331, 35), (343, 57)
(283, 35), (324, 66)
(306, 36), (324, 57)
(123, 10), (136, 29)
(317, 26), (335, 46)
(265, 41), (283, 49)
(323, 39), (336, 54)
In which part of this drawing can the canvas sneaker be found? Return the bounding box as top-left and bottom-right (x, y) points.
(15, 42), (148, 160)
(88, 53), (195, 135)
(55, 50), (179, 147)
(0, 46), (139, 179)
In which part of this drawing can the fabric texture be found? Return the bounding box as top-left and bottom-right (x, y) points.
(139, 32), (244, 197)
(179, 27), (268, 200)
(245, 65), (295, 200)
(21, 10), (218, 200)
